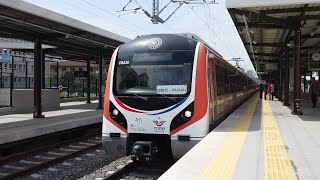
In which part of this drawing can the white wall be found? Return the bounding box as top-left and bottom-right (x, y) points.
(12, 89), (60, 113)
(0, 88), (10, 106)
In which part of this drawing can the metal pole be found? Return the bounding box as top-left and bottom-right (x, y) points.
(12, 56), (14, 89)
(303, 70), (306, 93)
(56, 61), (59, 88)
(86, 60), (91, 103)
(95, 79), (98, 97)
(279, 54), (283, 101)
(82, 79), (85, 97)
(25, 61), (28, 88)
(292, 27), (303, 115)
(42, 52), (45, 89)
(33, 36), (44, 118)
(284, 48), (290, 106)
(67, 78), (70, 98)
(0, 62), (2, 88)
(10, 73), (13, 107)
(97, 50), (103, 109)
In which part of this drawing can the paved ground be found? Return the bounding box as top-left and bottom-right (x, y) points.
(160, 93), (320, 180)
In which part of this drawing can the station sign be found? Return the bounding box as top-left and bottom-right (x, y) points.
(0, 55), (12, 61)
(265, 63), (278, 71)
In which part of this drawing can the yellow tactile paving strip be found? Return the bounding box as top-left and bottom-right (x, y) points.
(263, 100), (297, 180)
(200, 94), (259, 180)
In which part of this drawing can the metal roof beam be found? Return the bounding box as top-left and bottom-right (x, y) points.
(234, 22), (287, 29)
(251, 52), (276, 57)
(260, 6), (320, 14)
(229, 8), (289, 27)
(289, 33), (320, 40)
(42, 31), (88, 40)
(243, 42), (282, 47)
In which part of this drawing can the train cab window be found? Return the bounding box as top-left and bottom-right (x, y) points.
(114, 50), (194, 96)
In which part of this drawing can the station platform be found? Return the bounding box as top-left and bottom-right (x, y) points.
(159, 93), (320, 180)
(0, 100), (102, 145)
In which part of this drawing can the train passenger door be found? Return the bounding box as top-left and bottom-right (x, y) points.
(207, 58), (214, 124)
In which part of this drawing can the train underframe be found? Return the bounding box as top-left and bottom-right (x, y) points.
(102, 133), (199, 161)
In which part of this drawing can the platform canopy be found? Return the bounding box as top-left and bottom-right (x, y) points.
(0, 0), (130, 61)
(226, 0), (320, 73)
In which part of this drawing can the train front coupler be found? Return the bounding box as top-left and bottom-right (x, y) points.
(131, 141), (158, 161)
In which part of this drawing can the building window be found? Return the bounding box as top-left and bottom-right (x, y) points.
(14, 77), (17, 82)
(14, 64), (17, 70)
(31, 65), (33, 71)
(79, 67), (82, 71)
(4, 63), (7, 70)
(18, 77), (21, 82)
(18, 64), (22, 71)
(9, 63), (12, 69)
(23, 65), (26, 71)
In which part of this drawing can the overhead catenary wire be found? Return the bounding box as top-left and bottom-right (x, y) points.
(79, 0), (152, 34)
(133, 0), (175, 33)
(60, 0), (142, 37)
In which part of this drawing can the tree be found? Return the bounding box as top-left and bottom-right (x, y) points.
(60, 70), (74, 87)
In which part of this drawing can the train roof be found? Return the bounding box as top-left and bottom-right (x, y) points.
(127, 34), (255, 81)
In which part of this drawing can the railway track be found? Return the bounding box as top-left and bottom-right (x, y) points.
(0, 133), (102, 179)
(105, 160), (174, 180)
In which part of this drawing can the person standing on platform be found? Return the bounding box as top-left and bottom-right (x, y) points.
(264, 82), (268, 100)
(309, 77), (319, 108)
(270, 81), (275, 100)
(267, 82), (272, 100)
(259, 82), (263, 99)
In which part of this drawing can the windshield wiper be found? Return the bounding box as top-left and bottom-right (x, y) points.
(132, 93), (148, 101)
(158, 94), (176, 102)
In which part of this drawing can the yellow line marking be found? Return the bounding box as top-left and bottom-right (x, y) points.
(263, 101), (297, 180)
(200, 94), (259, 180)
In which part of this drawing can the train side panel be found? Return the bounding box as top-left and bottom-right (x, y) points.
(170, 43), (210, 159)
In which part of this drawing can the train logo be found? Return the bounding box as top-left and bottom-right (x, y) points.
(147, 38), (162, 49)
(153, 120), (166, 126)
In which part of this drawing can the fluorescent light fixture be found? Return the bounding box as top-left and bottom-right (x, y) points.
(252, 40), (257, 45)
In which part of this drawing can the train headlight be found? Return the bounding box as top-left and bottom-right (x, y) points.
(112, 109), (119, 116)
(184, 110), (192, 118)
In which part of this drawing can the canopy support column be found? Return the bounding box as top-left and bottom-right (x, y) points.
(97, 50), (103, 109)
(86, 60), (91, 104)
(33, 36), (45, 118)
(292, 27), (303, 115)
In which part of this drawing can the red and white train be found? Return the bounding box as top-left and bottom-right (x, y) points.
(103, 33), (256, 161)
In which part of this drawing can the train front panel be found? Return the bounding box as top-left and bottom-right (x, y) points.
(102, 34), (210, 160)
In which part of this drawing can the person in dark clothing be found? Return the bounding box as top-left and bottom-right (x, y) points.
(259, 82), (263, 99)
(264, 82), (268, 100)
(309, 77), (319, 108)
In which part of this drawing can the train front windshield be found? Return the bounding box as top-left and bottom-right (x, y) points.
(113, 50), (194, 96)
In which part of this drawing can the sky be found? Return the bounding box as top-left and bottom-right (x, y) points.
(23, 0), (256, 74)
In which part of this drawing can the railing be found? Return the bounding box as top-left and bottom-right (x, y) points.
(0, 74), (103, 105)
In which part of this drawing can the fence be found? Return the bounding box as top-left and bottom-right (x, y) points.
(0, 74), (104, 99)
